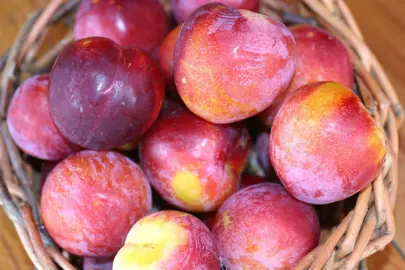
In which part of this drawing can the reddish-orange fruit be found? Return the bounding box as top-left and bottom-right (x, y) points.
(260, 25), (353, 126)
(172, 0), (260, 23)
(140, 106), (250, 212)
(271, 82), (386, 204)
(41, 150), (152, 257)
(74, 0), (168, 56)
(213, 183), (320, 269)
(7, 74), (78, 160)
(159, 25), (182, 93)
(201, 175), (268, 230)
(174, 3), (296, 123)
(113, 210), (220, 269)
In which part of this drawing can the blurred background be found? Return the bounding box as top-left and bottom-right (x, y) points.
(0, 0), (404, 269)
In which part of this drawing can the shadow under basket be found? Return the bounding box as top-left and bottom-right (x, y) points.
(0, 0), (403, 269)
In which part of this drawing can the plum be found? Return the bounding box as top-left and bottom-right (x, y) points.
(159, 25), (182, 94)
(240, 174), (268, 189)
(270, 82), (386, 204)
(140, 106), (250, 212)
(74, 0), (168, 56)
(201, 175), (267, 230)
(113, 210), (220, 269)
(7, 74), (78, 160)
(117, 138), (139, 152)
(41, 150), (152, 257)
(172, 0), (260, 23)
(212, 183), (320, 269)
(259, 25), (354, 126)
(49, 37), (165, 150)
(174, 3), (296, 123)
(83, 257), (113, 270)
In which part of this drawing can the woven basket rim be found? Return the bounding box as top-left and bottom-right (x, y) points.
(0, 0), (403, 269)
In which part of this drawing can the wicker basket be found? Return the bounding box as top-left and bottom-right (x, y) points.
(0, 0), (403, 269)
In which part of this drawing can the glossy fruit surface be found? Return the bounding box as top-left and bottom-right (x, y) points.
(159, 25), (182, 93)
(172, 0), (260, 23)
(75, 0), (169, 56)
(174, 3), (296, 123)
(7, 74), (77, 160)
(259, 25), (353, 126)
(49, 37), (165, 150)
(140, 106), (250, 212)
(41, 150), (152, 256)
(270, 82), (386, 204)
(212, 183), (320, 269)
(113, 210), (220, 269)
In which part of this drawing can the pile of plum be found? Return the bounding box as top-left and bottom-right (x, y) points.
(7, 0), (385, 269)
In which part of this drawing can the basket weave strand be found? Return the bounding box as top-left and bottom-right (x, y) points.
(0, 0), (402, 269)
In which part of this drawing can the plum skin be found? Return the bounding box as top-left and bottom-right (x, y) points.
(288, 25), (353, 89)
(202, 174), (268, 230)
(49, 37), (165, 150)
(74, 0), (169, 56)
(83, 257), (113, 270)
(159, 25), (182, 93)
(174, 3), (296, 124)
(40, 150), (152, 257)
(270, 81), (386, 204)
(172, 0), (260, 23)
(212, 183), (320, 269)
(259, 25), (354, 127)
(7, 74), (78, 160)
(240, 175), (268, 189)
(140, 106), (251, 212)
(113, 210), (220, 269)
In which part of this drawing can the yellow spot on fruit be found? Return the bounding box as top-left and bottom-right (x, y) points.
(194, 162), (203, 169)
(172, 171), (202, 207)
(182, 77), (187, 84)
(118, 139), (138, 151)
(115, 216), (188, 269)
(306, 31), (315, 38)
(92, 200), (101, 207)
(217, 85), (257, 113)
(81, 40), (92, 47)
(246, 244), (259, 253)
(180, 56), (257, 121)
(222, 211), (232, 228)
(225, 163), (233, 177)
(368, 126), (386, 163)
(303, 82), (352, 121)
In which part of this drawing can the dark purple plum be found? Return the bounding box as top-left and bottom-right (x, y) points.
(49, 37), (165, 150)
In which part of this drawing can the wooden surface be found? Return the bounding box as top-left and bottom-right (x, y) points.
(0, 0), (404, 269)
(347, 0), (405, 252)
